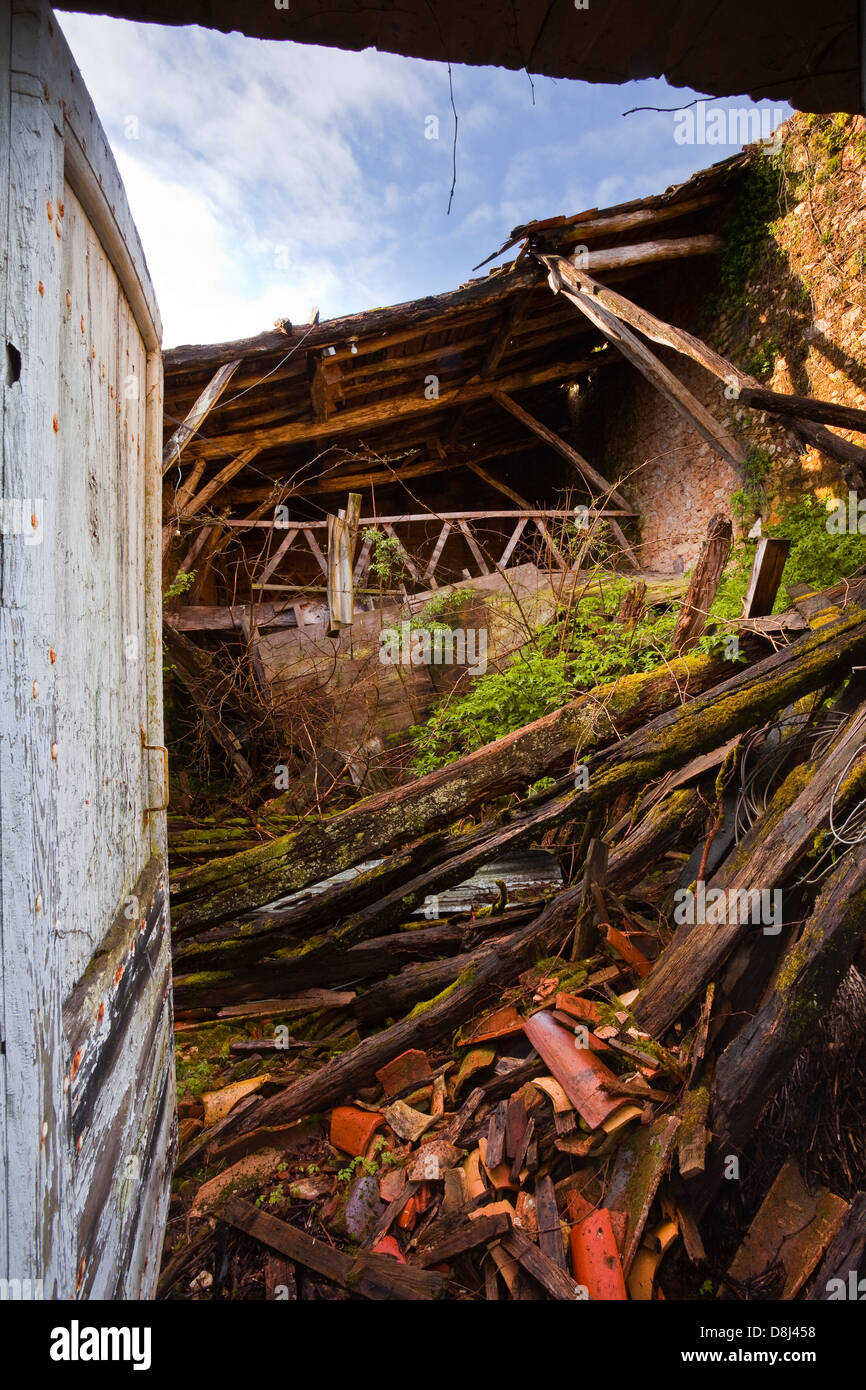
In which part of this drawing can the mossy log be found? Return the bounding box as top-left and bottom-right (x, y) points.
(169, 652), (734, 931)
(179, 882), (587, 1161)
(710, 844), (866, 1163)
(635, 700), (866, 1037)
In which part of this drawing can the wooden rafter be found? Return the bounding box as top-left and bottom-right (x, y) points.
(493, 389), (631, 511)
(162, 359), (241, 472)
(188, 353), (608, 461)
(257, 527), (299, 586)
(545, 260), (866, 489)
(542, 256), (746, 469)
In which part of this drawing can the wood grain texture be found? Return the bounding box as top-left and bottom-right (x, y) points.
(0, 0), (171, 1298)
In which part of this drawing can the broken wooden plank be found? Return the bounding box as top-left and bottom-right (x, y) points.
(163, 359), (241, 471)
(535, 1174), (567, 1271)
(726, 1160), (847, 1300)
(415, 1211), (512, 1267)
(501, 1226), (587, 1300)
(805, 1194), (866, 1300)
(603, 1116), (680, 1274)
(741, 536), (791, 619)
(222, 1196), (446, 1299)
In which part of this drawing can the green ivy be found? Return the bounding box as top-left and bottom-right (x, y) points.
(164, 569), (197, 602)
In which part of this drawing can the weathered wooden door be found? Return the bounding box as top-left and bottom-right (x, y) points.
(0, 0), (173, 1298)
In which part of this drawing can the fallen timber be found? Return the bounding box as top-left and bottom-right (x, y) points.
(170, 650), (734, 932)
(174, 598), (866, 943)
(170, 598), (866, 938)
(166, 574), (866, 1300)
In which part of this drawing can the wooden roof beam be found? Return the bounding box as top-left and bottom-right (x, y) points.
(189, 351), (610, 460)
(162, 359), (242, 473)
(549, 259), (866, 490)
(542, 255), (746, 468)
(493, 389), (631, 511)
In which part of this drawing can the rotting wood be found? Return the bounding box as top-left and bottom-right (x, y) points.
(741, 537), (791, 619)
(171, 598), (866, 932)
(549, 263), (866, 487)
(671, 512), (732, 653)
(635, 701), (866, 1037)
(221, 1196), (446, 1299)
(710, 845), (866, 1167)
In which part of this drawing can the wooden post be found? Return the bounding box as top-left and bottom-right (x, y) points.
(162, 359), (241, 472)
(671, 512), (733, 653)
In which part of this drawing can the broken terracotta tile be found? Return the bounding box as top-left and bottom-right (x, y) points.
(532, 1076), (574, 1115)
(200, 1073), (269, 1127)
(329, 1105), (383, 1157)
(627, 1218), (679, 1300)
(605, 925), (652, 977)
(564, 1187), (594, 1223)
(523, 1010), (630, 1131)
(408, 1139), (462, 1182)
(515, 1191), (538, 1238)
(469, 1198), (516, 1222)
(727, 1159), (848, 1300)
(372, 1235), (406, 1263)
(570, 1209), (627, 1301)
(375, 1048), (432, 1097)
(555, 992), (606, 1026)
(454, 1045), (496, 1093)
(458, 1004), (524, 1046)
(479, 1135), (518, 1191)
(382, 1099), (436, 1143)
(462, 1148), (487, 1201)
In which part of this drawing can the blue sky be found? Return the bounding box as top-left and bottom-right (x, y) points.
(57, 13), (790, 348)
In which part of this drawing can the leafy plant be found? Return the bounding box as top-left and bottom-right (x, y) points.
(698, 493), (866, 655)
(409, 579), (677, 773)
(363, 528), (405, 586)
(164, 569), (197, 602)
(409, 588), (473, 633)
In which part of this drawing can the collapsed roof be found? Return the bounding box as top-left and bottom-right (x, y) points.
(162, 154), (746, 598)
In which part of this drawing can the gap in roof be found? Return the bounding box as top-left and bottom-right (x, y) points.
(57, 11), (792, 349)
